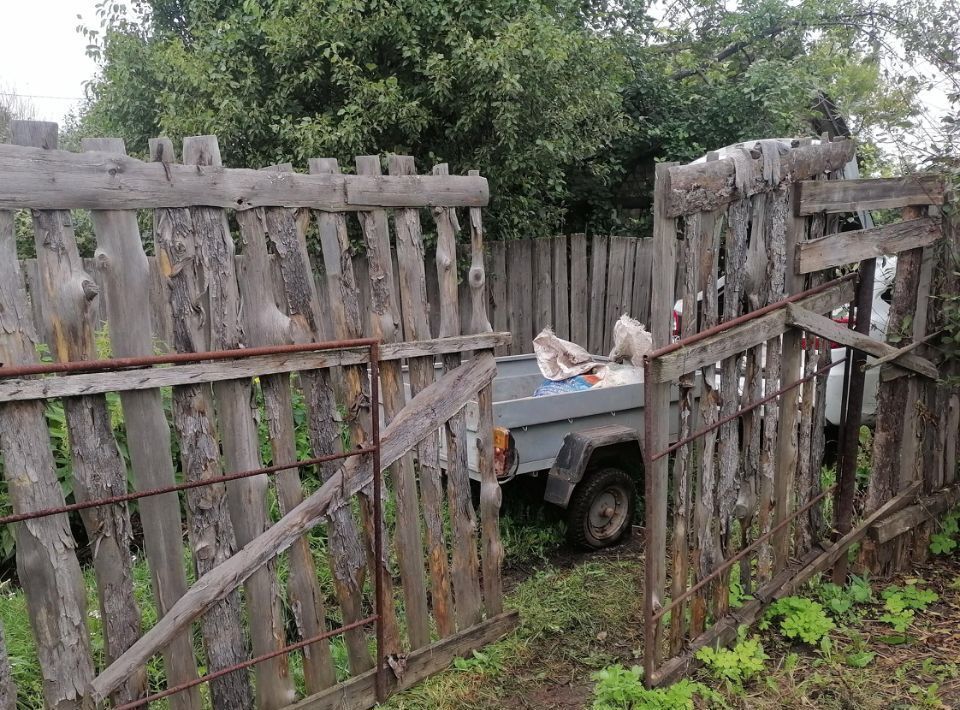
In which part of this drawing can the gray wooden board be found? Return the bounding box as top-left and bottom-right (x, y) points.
(796, 174), (945, 214)
(795, 217), (942, 273)
(569, 233), (589, 346)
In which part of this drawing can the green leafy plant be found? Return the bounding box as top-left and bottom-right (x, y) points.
(591, 666), (717, 710)
(929, 507), (959, 556)
(760, 596), (835, 646)
(815, 575), (874, 621)
(879, 582), (938, 632)
(846, 650), (876, 668)
(695, 627), (767, 687)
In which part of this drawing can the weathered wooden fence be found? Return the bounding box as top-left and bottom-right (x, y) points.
(641, 137), (957, 686)
(0, 120), (516, 709)
(18, 234), (652, 360)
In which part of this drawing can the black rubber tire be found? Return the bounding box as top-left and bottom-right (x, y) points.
(566, 467), (637, 550)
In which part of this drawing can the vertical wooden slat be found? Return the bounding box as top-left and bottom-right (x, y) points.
(644, 162), (677, 678)
(388, 154), (456, 638)
(632, 239), (653, 325)
(772, 184), (807, 572)
(603, 237), (628, 352)
(151, 142), (255, 707)
(81, 136), (201, 710)
(16, 134), (143, 707)
(757, 189), (789, 581)
(240, 162), (339, 692)
(588, 235), (609, 354)
(467, 175), (493, 338)
(0, 134), (95, 708)
(507, 239), (531, 354)
(489, 240), (509, 355)
(569, 233), (589, 345)
(620, 237), (636, 321)
(356, 155), (432, 651)
(309, 157), (402, 652)
(181, 136), (295, 708)
(432, 163), (484, 630)
(533, 237), (552, 334)
(552, 235), (570, 340)
(691, 207), (722, 636)
(668, 214), (700, 654)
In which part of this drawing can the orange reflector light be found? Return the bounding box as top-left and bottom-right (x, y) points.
(493, 426), (510, 450)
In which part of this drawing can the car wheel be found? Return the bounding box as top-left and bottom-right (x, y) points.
(566, 467), (636, 550)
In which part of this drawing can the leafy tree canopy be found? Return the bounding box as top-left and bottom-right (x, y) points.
(79, 0), (957, 238)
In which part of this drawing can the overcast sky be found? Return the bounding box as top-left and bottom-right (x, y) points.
(0, 0), (100, 123)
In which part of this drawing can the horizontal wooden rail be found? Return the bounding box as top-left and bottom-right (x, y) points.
(648, 279), (855, 383)
(795, 174), (945, 215)
(795, 217), (942, 273)
(0, 144), (489, 210)
(666, 139), (856, 217)
(286, 611), (520, 710)
(786, 305), (938, 379)
(0, 332), (511, 402)
(870, 481), (960, 544)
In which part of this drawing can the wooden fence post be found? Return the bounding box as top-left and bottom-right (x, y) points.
(0, 156), (95, 708)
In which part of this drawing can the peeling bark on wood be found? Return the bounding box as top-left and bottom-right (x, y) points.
(89, 354), (497, 705)
(0, 200), (94, 710)
(389, 154), (456, 638)
(181, 135), (294, 708)
(151, 138), (258, 709)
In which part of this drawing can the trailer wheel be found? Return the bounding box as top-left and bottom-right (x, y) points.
(567, 467), (636, 550)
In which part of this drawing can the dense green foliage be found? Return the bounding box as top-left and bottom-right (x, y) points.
(77, 0), (957, 240)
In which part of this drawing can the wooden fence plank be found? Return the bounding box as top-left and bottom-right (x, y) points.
(0, 143), (490, 211)
(533, 237), (553, 334)
(152, 137), (255, 709)
(603, 237), (629, 352)
(511, 239), (534, 353)
(22, 136), (142, 706)
(84, 136), (201, 710)
(795, 217), (942, 273)
(588, 235), (609, 354)
(552, 236), (570, 340)
(389, 155), (456, 638)
(796, 174), (945, 215)
(644, 162), (678, 677)
(0, 334), (511, 403)
(433, 163), (484, 631)
(183, 135), (295, 708)
(772, 184), (807, 572)
(649, 278), (855, 383)
(489, 241), (509, 354)
(619, 236), (636, 326)
(0, 180), (96, 709)
(631, 239), (653, 325)
(787, 305), (937, 378)
(248, 162), (339, 692)
(569, 233), (589, 346)
(356, 155), (432, 651)
(89, 355), (498, 705)
(287, 612), (519, 710)
(312, 157), (402, 654)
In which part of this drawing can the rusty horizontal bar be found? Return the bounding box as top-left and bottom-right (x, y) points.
(0, 337), (380, 379)
(652, 358), (842, 462)
(0, 447), (375, 526)
(113, 614), (380, 710)
(652, 483), (838, 623)
(645, 273), (857, 363)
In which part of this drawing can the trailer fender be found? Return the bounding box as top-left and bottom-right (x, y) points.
(544, 424), (644, 508)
